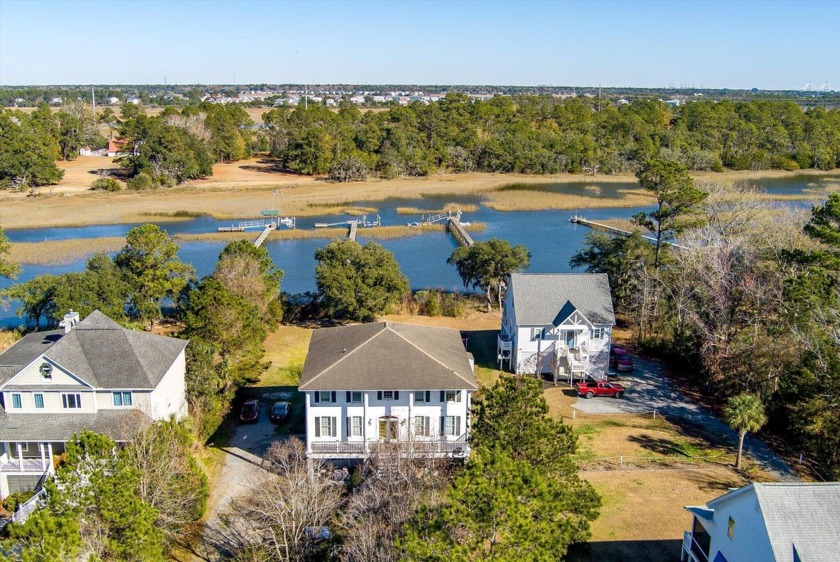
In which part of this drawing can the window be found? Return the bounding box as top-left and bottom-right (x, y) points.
(414, 416), (430, 436)
(315, 416), (336, 437)
(345, 391), (363, 403)
(18, 442), (29, 453)
(379, 416), (398, 440)
(62, 393), (82, 409)
(314, 391), (336, 404)
(34, 394), (44, 409)
(728, 517), (735, 539)
(113, 391), (132, 407)
(414, 391), (430, 403)
(347, 416), (363, 437)
(11, 394), (22, 409)
(440, 415), (461, 437)
(531, 327), (543, 340)
(377, 391), (400, 401)
(444, 390), (462, 403)
(593, 327), (603, 339)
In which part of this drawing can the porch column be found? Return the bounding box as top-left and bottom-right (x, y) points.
(16, 443), (23, 471)
(47, 443), (54, 474)
(40, 443), (46, 472)
(363, 392), (369, 453)
(305, 393), (312, 455)
(408, 391), (414, 453)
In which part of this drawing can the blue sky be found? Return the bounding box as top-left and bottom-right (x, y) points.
(1, 0), (838, 89)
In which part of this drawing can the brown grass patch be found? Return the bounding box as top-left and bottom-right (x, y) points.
(484, 188), (656, 211)
(9, 237), (126, 265)
(260, 325), (313, 387)
(0, 330), (21, 354)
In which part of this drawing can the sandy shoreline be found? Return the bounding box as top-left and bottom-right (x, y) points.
(1, 158), (838, 230)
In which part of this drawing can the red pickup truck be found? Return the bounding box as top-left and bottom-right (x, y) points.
(575, 380), (625, 399)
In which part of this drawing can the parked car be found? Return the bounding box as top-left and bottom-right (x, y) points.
(269, 401), (291, 423)
(574, 379), (625, 399)
(610, 345), (635, 372)
(239, 399), (260, 423)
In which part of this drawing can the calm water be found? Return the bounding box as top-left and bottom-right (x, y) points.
(1, 174), (836, 327)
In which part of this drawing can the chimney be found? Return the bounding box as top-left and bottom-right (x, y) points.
(59, 309), (80, 333)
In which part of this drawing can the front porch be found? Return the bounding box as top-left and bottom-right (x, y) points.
(309, 435), (468, 460)
(0, 441), (63, 498)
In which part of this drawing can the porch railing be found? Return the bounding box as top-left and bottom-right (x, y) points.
(681, 531), (709, 562)
(311, 436), (468, 456)
(0, 457), (48, 473)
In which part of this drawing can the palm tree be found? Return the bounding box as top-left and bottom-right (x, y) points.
(723, 393), (768, 469)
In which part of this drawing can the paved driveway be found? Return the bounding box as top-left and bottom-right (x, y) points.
(572, 355), (797, 481)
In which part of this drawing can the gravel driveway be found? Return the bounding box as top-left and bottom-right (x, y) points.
(572, 355), (797, 481)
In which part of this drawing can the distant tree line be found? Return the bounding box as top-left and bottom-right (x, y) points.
(264, 95), (840, 179)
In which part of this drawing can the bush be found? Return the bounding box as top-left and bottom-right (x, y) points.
(2, 490), (35, 512)
(90, 177), (121, 191)
(126, 172), (156, 190)
(414, 290), (466, 318)
(328, 156), (369, 182)
(771, 155), (800, 171)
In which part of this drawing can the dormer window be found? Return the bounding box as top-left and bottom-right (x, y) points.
(39, 362), (52, 379)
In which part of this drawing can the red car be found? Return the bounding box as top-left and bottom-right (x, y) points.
(575, 380), (625, 399)
(610, 345), (635, 372)
(239, 399), (260, 423)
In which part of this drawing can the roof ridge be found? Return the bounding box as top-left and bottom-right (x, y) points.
(388, 324), (475, 388)
(299, 323), (386, 390)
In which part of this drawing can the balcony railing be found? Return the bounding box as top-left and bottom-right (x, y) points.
(681, 531), (710, 562)
(311, 436), (468, 456)
(0, 457), (48, 473)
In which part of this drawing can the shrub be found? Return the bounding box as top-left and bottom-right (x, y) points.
(126, 172), (156, 190)
(90, 177), (121, 191)
(328, 156), (369, 182)
(2, 490), (35, 512)
(771, 155), (800, 171)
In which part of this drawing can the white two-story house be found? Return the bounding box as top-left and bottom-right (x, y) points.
(682, 482), (840, 562)
(498, 273), (615, 380)
(0, 310), (188, 498)
(299, 321), (477, 462)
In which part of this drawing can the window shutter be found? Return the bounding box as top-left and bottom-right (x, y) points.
(315, 417), (321, 437)
(424, 416), (430, 436)
(331, 391), (337, 403)
(331, 417), (337, 437)
(314, 392), (320, 404)
(394, 391), (400, 400)
(440, 416), (445, 435)
(456, 390), (462, 402)
(346, 417), (350, 437)
(346, 391), (351, 402)
(377, 391), (382, 400)
(439, 391), (445, 402)
(456, 416), (461, 436)
(425, 391), (431, 403)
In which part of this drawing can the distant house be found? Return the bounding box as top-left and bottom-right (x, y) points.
(299, 322), (477, 462)
(79, 146), (93, 157)
(0, 310), (188, 498)
(498, 273), (615, 380)
(106, 138), (129, 157)
(108, 96), (120, 105)
(682, 482), (840, 562)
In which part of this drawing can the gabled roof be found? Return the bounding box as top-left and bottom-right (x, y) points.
(0, 330), (64, 385)
(299, 322), (477, 391)
(0, 311), (188, 390)
(703, 482), (840, 562)
(509, 273), (615, 326)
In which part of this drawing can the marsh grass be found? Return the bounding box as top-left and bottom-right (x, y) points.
(0, 330), (21, 354)
(483, 188), (656, 211)
(9, 237), (126, 265)
(395, 203), (479, 215)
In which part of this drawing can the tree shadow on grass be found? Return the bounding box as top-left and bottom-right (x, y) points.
(460, 329), (500, 370)
(567, 539), (682, 562)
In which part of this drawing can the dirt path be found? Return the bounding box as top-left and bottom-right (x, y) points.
(572, 356), (798, 481)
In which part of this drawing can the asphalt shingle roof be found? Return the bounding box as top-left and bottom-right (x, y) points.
(0, 311), (187, 390)
(299, 322), (477, 391)
(509, 273), (615, 326)
(0, 408), (152, 442)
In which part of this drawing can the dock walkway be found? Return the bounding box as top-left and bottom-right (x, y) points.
(447, 218), (474, 247)
(569, 215), (683, 249)
(348, 222), (358, 241)
(253, 223), (276, 248)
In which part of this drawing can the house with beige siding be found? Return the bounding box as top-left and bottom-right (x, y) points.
(300, 322), (477, 462)
(0, 310), (188, 498)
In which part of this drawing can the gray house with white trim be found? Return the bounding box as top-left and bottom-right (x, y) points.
(0, 310), (188, 498)
(498, 273), (615, 380)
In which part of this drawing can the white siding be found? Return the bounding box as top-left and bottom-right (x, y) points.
(7, 357), (88, 388)
(96, 390), (152, 415)
(148, 349), (187, 421)
(3, 389), (96, 414)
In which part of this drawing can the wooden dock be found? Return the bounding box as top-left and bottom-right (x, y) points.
(253, 223), (276, 248)
(447, 218), (474, 247)
(569, 215), (683, 249)
(347, 222), (358, 241)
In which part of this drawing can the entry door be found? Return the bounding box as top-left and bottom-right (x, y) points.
(378, 416), (398, 441)
(565, 331), (576, 348)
